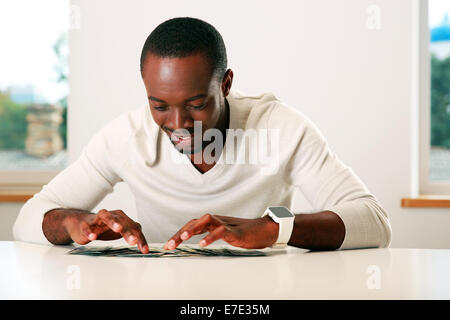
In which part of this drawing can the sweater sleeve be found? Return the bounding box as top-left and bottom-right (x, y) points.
(279, 105), (392, 250)
(13, 124), (124, 245)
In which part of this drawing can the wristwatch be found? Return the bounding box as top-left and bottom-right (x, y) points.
(262, 206), (295, 249)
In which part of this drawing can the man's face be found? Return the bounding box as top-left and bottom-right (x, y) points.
(141, 53), (231, 154)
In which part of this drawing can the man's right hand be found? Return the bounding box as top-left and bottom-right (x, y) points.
(44, 208), (149, 254)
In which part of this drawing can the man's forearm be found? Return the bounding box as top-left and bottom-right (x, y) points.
(287, 211), (345, 251)
(42, 208), (91, 245)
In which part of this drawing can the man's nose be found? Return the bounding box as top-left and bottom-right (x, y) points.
(167, 108), (193, 131)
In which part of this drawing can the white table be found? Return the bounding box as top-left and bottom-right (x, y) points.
(1, 241), (449, 299)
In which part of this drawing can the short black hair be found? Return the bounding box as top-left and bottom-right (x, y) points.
(140, 17), (227, 80)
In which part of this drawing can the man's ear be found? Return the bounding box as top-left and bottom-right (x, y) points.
(221, 69), (233, 96)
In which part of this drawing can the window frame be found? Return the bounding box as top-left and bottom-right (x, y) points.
(417, 0), (450, 196)
(0, 170), (59, 196)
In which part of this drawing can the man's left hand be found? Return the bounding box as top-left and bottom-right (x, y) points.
(164, 213), (279, 250)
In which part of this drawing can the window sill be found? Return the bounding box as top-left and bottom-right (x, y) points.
(401, 196), (450, 208)
(4, 193), (450, 207)
(0, 188), (40, 203)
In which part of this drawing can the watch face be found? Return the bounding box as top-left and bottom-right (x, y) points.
(269, 206), (294, 218)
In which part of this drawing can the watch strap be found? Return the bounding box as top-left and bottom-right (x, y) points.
(262, 207), (295, 249)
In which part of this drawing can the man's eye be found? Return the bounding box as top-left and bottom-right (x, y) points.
(154, 106), (168, 111)
(190, 104), (206, 110)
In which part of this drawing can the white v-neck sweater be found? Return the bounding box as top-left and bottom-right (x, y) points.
(13, 89), (391, 249)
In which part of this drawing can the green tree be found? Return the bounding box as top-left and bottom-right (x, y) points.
(0, 91), (27, 149)
(431, 54), (450, 148)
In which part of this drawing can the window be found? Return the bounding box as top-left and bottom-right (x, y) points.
(417, 0), (450, 195)
(0, 0), (69, 194)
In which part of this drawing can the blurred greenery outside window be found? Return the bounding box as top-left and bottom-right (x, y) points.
(0, 34), (67, 150)
(429, 1), (450, 182)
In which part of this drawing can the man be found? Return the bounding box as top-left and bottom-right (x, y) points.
(13, 17), (391, 254)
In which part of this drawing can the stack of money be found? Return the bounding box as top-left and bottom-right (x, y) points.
(67, 245), (267, 258)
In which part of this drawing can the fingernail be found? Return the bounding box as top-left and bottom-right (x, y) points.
(88, 233), (96, 240)
(128, 235), (136, 242)
(168, 239), (175, 249)
(113, 223), (120, 231)
(181, 231), (189, 240)
(199, 240), (207, 247)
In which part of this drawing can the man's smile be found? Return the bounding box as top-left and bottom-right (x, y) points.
(171, 133), (193, 145)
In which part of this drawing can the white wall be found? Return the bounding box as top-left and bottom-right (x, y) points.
(3, 0), (448, 248)
(0, 203), (22, 240)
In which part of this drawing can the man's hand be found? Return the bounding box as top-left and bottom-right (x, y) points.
(164, 213), (279, 250)
(63, 209), (149, 253)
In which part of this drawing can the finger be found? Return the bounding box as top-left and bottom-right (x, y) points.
(79, 220), (107, 243)
(199, 225), (228, 247)
(179, 214), (221, 242)
(79, 220), (93, 243)
(179, 219), (203, 241)
(98, 209), (148, 253)
(121, 230), (138, 246)
(164, 219), (198, 250)
(164, 214), (220, 250)
(137, 240), (149, 254)
(97, 209), (123, 233)
(132, 223), (149, 254)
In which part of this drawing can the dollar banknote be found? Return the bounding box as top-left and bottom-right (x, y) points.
(67, 245), (267, 258)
